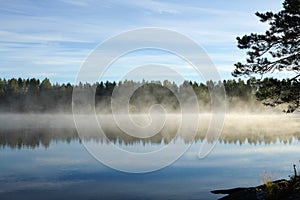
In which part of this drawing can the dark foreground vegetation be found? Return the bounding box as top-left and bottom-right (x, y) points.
(212, 165), (300, 200)
(0, 77), (299, 113)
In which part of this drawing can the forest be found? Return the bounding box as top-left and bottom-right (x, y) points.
(0, 77), (298, 113)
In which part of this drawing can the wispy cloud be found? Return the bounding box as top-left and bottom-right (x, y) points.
(58, 0), (91, 7)
(0, 30), (91, 44)
(0, 0), (284, 83)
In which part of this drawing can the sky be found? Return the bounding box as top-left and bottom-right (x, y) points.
(0, 0), (284, 84)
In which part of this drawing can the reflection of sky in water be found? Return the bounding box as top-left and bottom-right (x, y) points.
(1, 139), (300, 200)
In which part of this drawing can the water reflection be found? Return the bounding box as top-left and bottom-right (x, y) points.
(1, 136), (300, 199)
(1, 114), (300, 199)
(0, 114), (299, 149)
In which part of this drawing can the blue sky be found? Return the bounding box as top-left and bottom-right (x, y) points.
(0, 0), (284, 83)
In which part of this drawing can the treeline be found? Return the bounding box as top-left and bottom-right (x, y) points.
(0, 77), (295, 113)
(0, 78), (72, 112)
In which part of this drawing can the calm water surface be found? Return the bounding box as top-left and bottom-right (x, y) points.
(1, 114), (300, 200)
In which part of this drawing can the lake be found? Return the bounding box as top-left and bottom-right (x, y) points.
(0, 113), (300, 200)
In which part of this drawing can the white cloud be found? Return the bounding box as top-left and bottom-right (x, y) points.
(59, 0), (91, 7)
(0, 0), (286, 83)
(0, 30), (91, 43)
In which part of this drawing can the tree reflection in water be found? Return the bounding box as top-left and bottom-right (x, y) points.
(0, 113), (299, 149)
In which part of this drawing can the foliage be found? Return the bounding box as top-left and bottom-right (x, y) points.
(256, 77), (300, 112)
(233, 0), (300, 112)
(0, 77), (260, 113)
(263, 177), (300, 200)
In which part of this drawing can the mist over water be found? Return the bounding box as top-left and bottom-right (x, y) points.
(0, 111), (299, 149)
(1, 85), (299, 199)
